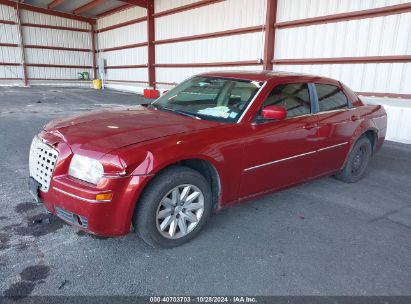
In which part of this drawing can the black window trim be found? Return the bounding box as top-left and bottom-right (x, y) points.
(254, 82), (316, 123)
(311, 82), (353, 114)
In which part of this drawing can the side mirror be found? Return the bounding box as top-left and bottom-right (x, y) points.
(262, 105), (287, 120)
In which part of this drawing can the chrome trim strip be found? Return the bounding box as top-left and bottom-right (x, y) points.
(237, 81), (268, 124)
(317, 141), (349, 152)
(244, 141), (349, 172)
(53, 187), (112, 203)
(244, 150), (317, 172)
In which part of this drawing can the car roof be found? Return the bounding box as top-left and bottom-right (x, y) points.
(198, 70), (340, 85)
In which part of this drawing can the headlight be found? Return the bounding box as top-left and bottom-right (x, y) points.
(68, 154), (104, 185)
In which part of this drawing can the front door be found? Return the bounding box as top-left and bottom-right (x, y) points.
(239, 82), (319, 199)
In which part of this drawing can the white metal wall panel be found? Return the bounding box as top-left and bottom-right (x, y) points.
(23, 27), (91, 49)
(27, 66), (93, 79)
(0, 4), (17, 21)
(97, 22), (147, 49)
(96, 6), (148, 86)
(25, 49), (92, 66)
(276, 63), (411, 94)
(277, 0), (410, 22)
(0, 4), (22, 83)
(156, 65), (262, 85)
(97, 6), (146, 30)
(98, 47), (148, 66)
(0, 46), (22, 63)
(275, 13), (411, 59)
(0, 24), (19, 44)
(105, 68), (148, 82)
(155, 0), (202, 13)
(156, 33), (264, 64)
(155, 0), (267, 40)
(21, 10), (90, 30)
(0, 66), (23, 79)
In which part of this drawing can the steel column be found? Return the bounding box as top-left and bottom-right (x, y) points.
(263, 0), (278, 70)
(91, 24), (97, 79)
(16, 5), (28, 86)
(147, 0), (155, 88)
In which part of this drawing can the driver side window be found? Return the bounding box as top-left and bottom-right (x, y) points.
(263, 83), (311, 118)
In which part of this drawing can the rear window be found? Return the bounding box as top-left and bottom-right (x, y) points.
(316, 84), (348, 112)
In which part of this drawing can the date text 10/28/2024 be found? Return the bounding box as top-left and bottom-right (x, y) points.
(150, 296), (257, 303)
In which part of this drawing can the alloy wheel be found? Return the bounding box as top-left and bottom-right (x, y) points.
(156, 184), (205, 239)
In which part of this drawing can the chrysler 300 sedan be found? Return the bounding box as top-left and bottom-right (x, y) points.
(29, 71), (387, 247)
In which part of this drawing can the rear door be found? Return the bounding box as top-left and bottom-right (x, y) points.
(311, 83), (362, 174)
(239, 82), (320, 199)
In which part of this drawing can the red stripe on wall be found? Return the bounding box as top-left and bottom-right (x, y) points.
(21, 23), (91, 32)
(0, 19), (16, 25)
(154, 25), (264, 45)
(99, 42), (147, 52)
(153, 0), (225, 18)
(104, 65), (147, 69)
(275, 2), (411, 29)
(0, 62), (20, 66)
(27, 64), (92, 69)
(28, 78), (90, 81)
(96, 16), (147, 33)
(25, 45), (91, 52)
(0, 43), (18, 47)
(154, 60), (262, 68)
(105, 79), (148, 84)
(272, 56), (411, 65)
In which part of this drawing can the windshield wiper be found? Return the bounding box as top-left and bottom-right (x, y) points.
(154, 105), (201, 120)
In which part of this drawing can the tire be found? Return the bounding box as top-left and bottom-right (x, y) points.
(335, 136), (372, 183)
(133, 166), (212, 248)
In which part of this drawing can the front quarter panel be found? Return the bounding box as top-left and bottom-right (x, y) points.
(115, 123), (248, 208)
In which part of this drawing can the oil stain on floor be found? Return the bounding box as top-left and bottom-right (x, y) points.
(3, 265), (50, 299)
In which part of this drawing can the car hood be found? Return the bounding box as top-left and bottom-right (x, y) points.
(44, 106), (220, 154)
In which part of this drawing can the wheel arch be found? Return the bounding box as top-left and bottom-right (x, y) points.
(138, 157), (222, 212)
(342, 126), (378, 169)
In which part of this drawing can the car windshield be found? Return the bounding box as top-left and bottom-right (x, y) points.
(152, 76), (263, 123)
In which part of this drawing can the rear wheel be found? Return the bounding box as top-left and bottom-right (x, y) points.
(134, 166), (212, 248)
(335, 136), (372, 183)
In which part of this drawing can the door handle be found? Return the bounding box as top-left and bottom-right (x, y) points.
(303, 123), (317, 130)
(351, 115), (360, 122)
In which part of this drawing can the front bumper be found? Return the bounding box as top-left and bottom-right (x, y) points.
(36, 174), (150, 236)
(29, 134), (152, 237)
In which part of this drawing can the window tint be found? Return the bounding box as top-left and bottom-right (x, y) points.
(316, 84), (348, 112)
(263, 83), (311, 118)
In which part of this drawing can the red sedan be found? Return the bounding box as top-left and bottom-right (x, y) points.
(29, 71), (387, 247)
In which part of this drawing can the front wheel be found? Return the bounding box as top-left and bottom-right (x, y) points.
(335, 136), (372, 183)
(133, 166), (212, 248)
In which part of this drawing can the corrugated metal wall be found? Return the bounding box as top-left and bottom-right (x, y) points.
(154, 0), (266, 86)
(0, 4), (23, 84)
(274, 0), (411, 95)
(21, 10), (92, 84)
(1, 0), (410, 95)
(96, 6), (148, 92)
(0, 4), (92, 86)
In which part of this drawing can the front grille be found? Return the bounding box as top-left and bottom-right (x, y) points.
(29, 136), (59, 192)
(55, 207), (88, 228)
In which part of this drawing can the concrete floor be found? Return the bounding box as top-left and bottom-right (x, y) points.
(0, 86), (411, 297)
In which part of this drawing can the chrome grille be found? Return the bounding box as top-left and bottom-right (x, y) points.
(55, 207), (88, 228)
(29, 136), (59, 192)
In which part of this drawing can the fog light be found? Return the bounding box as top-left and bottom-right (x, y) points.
(95, 192), (113, 201)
